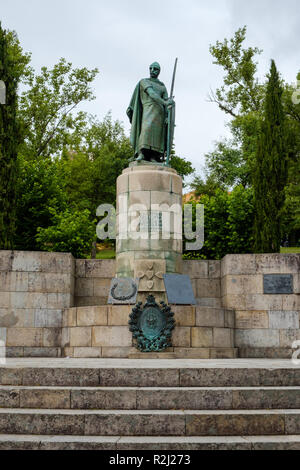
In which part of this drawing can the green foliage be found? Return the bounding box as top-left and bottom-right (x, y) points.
(209, 26), (264, 117)
(281, 72), (300, 244)
(36, 208), (95, 259)
(15, 155), (67, 250)
(62, 113), (132, 212)
(95, 249), (115, 260)
(183, 186), (254, 259)
(205, 27), (299, 249)
(283, 157), (300, 245)
(253, 60), (288, 253)
(204, 26), (266, 191)
(204, 139), (249, 188)
(19, 58), (99, 158)
(190, 174), (221, 197)
(0, 24), (199, 257)
(15, 111), (136, 252)
(0, 24), (31, 249)
(170, 154), (194, 183)
(280, 247), (300, 253)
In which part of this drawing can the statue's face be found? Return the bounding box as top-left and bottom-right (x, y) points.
(150, 64), (160, 79)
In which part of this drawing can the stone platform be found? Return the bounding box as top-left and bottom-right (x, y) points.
(61, 305), (237, 359)
(0, 358), (299, 450)
(0, 251), (299, 358)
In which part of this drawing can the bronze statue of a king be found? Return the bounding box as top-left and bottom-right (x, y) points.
(126, 62), (175, 164)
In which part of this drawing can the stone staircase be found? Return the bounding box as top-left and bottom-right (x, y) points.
(0, 359), (299, 450)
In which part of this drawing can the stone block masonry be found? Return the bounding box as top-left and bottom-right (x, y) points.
(74, 259), (114, 306)
(0, 251), (299, 358)
(221, 254), (300, 358)
(115, 165), (183, 303)
(61, 305), (236, 358)
(0, 251), (75, 357)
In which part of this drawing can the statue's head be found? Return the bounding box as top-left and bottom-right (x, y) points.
(149, 62), (161, 79)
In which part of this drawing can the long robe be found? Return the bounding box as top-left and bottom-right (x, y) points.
(127, 78), (168, 157)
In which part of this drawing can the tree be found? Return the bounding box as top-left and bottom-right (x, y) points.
(284, 156), (300, 245)
(18, 58), (98, 158)
(204, 139), (248, 188)
(281, 72), (300, 245)
(170, 154), (194, 184)
(36, 208), (95, 259)
(208, 26), (264, 117)
(205, 26), (265, 190)
(15, 154), (68, 250)
(183, 186), (254, 260)
(0, 24), (31, 249)
(253, 60), (288, 252)
(206, 27), (299, 249)
(190, 174), (221, 197)
(61, 113), (133, 213)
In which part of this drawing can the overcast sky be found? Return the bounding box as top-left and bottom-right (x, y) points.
(1, 0), (299, 175)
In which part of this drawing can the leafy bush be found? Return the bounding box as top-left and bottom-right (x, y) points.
(15, 155), (68, 250)
(36, 208), (95, 258)
(183, 186), (254, 259)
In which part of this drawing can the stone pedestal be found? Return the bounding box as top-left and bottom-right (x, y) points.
(115, 164), (183, 301)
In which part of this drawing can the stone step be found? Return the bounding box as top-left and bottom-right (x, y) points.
(127, 348), (238, 360)
(0, 386), (300, 410)
(1, 359), (300, 387)
(0, 409), (298, 436)
(0, 434), (300, 450)
(239, 348), (295, 359)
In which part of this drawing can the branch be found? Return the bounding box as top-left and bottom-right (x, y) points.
(225, 68), (260, 112)
(207, 89), (238, 118)
(286, 106), (300, 123)
(36, 101), (79, 156)
(36, 85), (89, 156)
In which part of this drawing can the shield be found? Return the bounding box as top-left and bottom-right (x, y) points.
(129, 295), (175, 352)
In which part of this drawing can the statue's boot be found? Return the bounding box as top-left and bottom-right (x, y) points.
(136, 153), (144, 162)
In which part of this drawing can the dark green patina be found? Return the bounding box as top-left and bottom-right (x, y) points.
(129, 295), (175, 352)
(126, 62), (176, 164)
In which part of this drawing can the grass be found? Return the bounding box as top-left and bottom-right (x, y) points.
(280, 246), (300, 253)
(96, 249), (115, 259)
(90, 246), (299, 259)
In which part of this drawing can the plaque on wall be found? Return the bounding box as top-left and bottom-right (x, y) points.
(129, 294), (175, 352)
(163, 274), (196, 305)
(263, 274), (293, 294)
(108, 278), (139, 304)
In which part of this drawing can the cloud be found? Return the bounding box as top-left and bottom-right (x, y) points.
(1, 0), (299, 175)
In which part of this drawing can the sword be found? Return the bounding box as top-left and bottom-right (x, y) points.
(165, 58), (178, 166)
(170, 57), (178, 100)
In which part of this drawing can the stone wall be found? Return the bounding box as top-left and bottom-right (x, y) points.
(0, 250), (299, 358)
(61, 257), (237, 358)
(221, 254), (300, 358)
(74, 259), (221, 307)
(0, 251), (75, 357)
(62, 304), (236, 359)
(182, 260), (221, 308)
(75, 259), (114, 306)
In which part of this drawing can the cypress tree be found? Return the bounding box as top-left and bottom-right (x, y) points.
(0, 23), (20, 249)
(253, 60), (288, 253)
